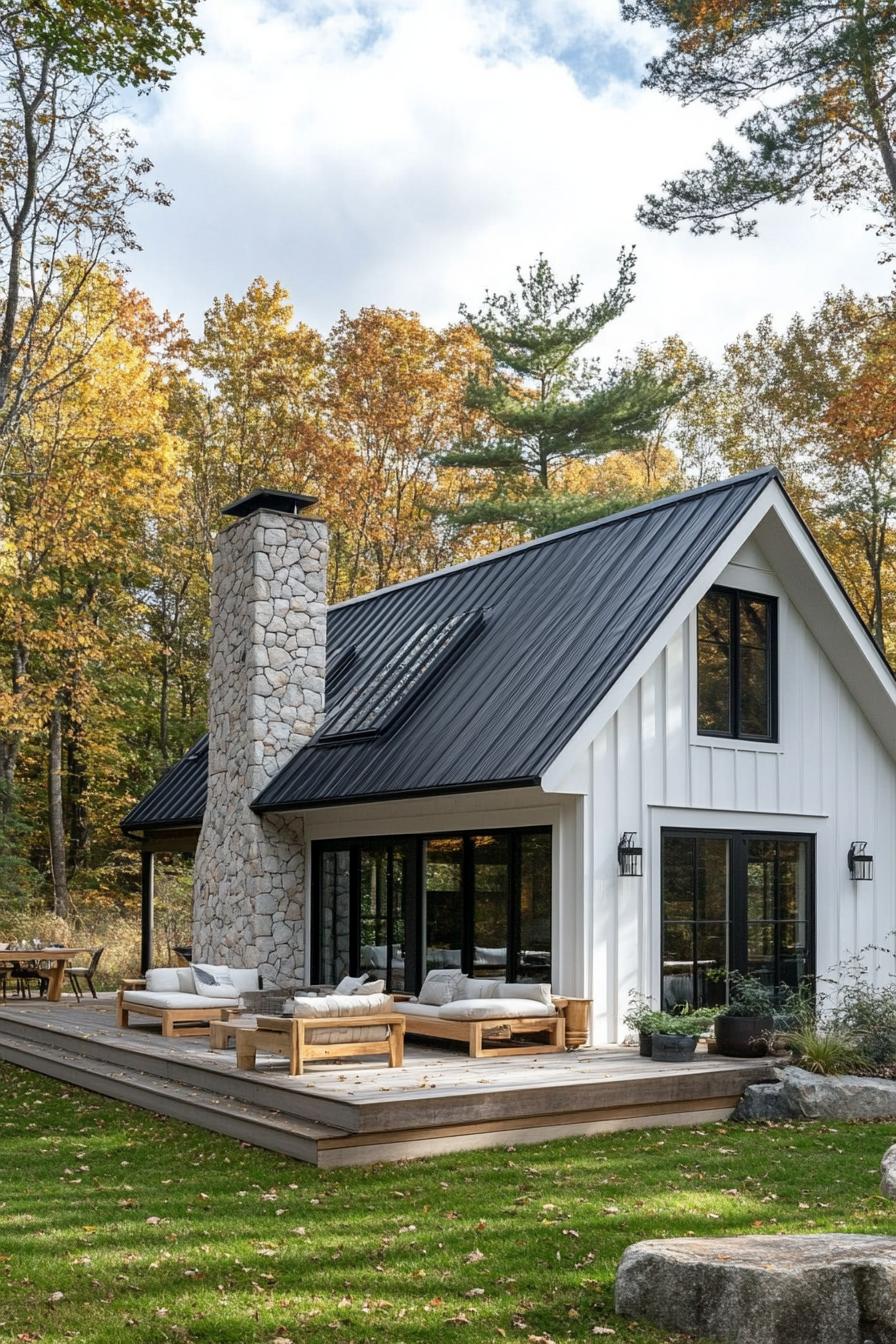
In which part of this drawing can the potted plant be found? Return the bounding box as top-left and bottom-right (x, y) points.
(714, 973), (777, 1058)
(622, 993), (664, 1057)
(651, 1008), (717, 1063)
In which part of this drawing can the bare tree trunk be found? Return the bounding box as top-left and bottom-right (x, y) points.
(159, 648), (170, 760)
(47, 697), (68, 917)
(0, 642), (28, 812)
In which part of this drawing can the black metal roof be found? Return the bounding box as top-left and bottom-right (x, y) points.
(122, 469), (779, 830)
(120, 734), (208, 832)
(259, 468), (777, 809)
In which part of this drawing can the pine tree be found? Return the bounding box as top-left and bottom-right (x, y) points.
(441, 251), (680, 535)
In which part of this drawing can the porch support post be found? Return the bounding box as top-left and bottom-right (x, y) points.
(140, 850), (155, 974)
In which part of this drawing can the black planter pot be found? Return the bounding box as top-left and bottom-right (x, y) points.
(715, 1014), (773, 1058)
(651, 1032), (698, 1063)
(638, 1031), (653, 1057)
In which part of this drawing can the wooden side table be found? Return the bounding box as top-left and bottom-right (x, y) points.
(553, 997), (592, 1048)
(209, 1014), (256, 1050)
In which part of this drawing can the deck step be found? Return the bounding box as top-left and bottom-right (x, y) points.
(0, 1029), (348, 1165)
(0, 1006), (359, 1132)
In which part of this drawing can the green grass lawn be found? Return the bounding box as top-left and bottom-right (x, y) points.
(2, 1063), (895, 1344)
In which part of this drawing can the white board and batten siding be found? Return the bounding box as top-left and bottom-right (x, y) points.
(582, 538), (896, 1044)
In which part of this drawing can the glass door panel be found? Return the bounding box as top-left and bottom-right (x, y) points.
(518, 830), (552, 983)
(746, 837), (809, 991)
(471, 833), (510, 978)
(318, 848), (351, 986)
(661, 834), (729, 1009)
(358, 843), (407, 991)
(424, 836), (463, 972)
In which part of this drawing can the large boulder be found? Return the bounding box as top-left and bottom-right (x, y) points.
(882, 1145), (896, 1200)
(615, 1234), (896, 1344)
(735, 1066), (896, 1122)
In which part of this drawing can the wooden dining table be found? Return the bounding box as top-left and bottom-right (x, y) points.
(0, 948), (92, 1001)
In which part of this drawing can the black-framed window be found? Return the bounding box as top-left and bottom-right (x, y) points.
(697, 586), (777, 741)
(312, 826), (551, 992)
(661, 828), (814, 1010)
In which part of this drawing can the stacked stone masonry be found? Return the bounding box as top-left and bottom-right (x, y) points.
(192, 508), (328, 987)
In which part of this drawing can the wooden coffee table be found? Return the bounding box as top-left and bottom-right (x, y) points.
(234, 1012), (405, 1076)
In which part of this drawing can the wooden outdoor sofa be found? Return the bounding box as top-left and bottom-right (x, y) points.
(391, 974), (588, 1057)
(117, 966), (262, 1037)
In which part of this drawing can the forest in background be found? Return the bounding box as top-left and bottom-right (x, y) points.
(3, 1), (896, 972)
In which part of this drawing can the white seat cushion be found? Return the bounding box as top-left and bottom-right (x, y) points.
(122, 991), (237, 1011)
(439, 997), (556, 1021)
(394, 1001), (442, 1019)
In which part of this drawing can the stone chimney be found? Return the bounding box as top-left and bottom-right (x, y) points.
(192, 489), (327, 986)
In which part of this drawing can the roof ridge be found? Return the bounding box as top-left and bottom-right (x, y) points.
(332, 467), (781, 612)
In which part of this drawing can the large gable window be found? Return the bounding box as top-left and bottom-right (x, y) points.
(697, 587), (777, 741)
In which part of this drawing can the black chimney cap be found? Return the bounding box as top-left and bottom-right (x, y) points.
(221, 488), (319, 519)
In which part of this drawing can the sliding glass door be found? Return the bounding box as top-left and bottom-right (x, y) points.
(314, 826), (552, 992)
(661, 829), (813, 1010)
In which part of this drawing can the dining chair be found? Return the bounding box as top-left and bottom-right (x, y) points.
(67, 947), (104, 1000)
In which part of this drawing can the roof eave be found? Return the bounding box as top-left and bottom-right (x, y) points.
(251, 774), (542, 814)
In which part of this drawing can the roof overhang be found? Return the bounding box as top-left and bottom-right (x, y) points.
(541, 478), (896, 793)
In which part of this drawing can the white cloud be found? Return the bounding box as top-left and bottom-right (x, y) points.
(123, 0), (884, 357)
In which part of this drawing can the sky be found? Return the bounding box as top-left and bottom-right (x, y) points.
(122, 0), (884, 359)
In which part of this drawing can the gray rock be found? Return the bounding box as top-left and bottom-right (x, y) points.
(881, 1145), (896, 1200)
(732, 1080), (788, 1121)
(735, 1066), (896, 1122)
(615, 1234), (896, 1344)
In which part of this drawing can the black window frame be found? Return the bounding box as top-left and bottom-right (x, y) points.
(660, 826), (816, 1009)
(311, 825), (552, 993)
(696, 584), (778, 743)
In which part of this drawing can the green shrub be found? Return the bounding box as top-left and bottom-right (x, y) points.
(825, 949), (896, 1069)
(785, 1024), (866, 1075)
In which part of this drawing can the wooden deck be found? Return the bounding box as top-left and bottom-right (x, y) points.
(0, 996), (776, 1167)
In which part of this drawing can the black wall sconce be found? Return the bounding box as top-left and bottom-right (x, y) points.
(848, 841), (874, 881)
(618, 832), (643, 878)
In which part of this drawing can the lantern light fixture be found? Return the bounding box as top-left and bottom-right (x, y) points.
(848, 841), (874, 882)
(618, 832), (643, 878)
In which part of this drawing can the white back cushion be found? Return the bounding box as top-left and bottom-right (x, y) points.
(290, 992), (393, 1019)
(231, 968), (262, 993)
(497, 982), (552, 1008)
(145, 967), (182, 992)
(417, 969), (465, 1006)
(457, 976), (500, 1000)
(355, 979), (386, 994)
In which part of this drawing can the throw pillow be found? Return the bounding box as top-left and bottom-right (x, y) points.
(334, 973), (368, 995)
(191, 963), (237, 999)
(417, 968), (465, 1006)
(355, 979), (386, 994)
